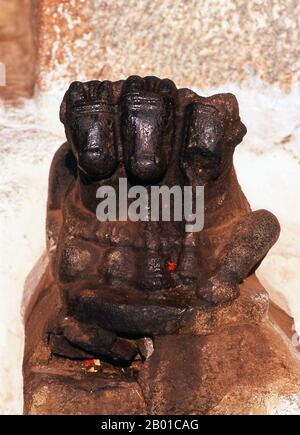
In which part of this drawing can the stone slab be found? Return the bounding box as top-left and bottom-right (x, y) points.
(23, 264), (300, 415)
(24, 320), (300, 415)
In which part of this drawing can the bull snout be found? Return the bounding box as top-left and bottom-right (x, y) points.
(78, 150), (102, 177)
(78, 149), (116, 179)
(75, 117), (117, 179)
(129, 154), (165, 183)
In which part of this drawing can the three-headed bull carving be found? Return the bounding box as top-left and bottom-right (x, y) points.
(46, 76), (280, 362)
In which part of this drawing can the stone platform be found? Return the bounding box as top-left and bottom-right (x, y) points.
(23, 262), (300, 415)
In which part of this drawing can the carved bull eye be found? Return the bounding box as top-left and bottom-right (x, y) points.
(120, 89), (175, 183)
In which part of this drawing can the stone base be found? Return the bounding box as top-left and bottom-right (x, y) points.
(23, 263), (300, 415)
(24, 321), (300, 415)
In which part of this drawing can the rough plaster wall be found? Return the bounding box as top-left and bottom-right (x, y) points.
(38, 0), (300, 93)
(0, 0), (37, 100)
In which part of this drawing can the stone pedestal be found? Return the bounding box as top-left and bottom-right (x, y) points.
(23, 259), (300, 415)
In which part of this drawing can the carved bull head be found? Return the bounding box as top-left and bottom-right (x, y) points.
(60, 80), (118, 179)
(121, 76), (177, 184)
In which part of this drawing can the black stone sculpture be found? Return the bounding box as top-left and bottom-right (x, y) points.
(38, 76), (280, 363)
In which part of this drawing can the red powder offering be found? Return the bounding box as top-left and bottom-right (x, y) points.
(167, 261), (177, 272)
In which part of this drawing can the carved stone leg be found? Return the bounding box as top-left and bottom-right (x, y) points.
(50, 316), (142, 362)
(197, 209), (280, 304)
(177, 232), (200, 286)
(141, 222), (167, 290)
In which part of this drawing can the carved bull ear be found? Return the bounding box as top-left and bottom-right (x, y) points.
(97, 80), (113, 100)
(122, 75), (145, 94)
(144, 76), (161, 93)
(158, 78), (177, 100)
(204, 93), (239, 122)
(67, 81), (86, 106)
(203, 93), (247, 146)
(83, 80), (101, 101)
(59, 81), (85, 124)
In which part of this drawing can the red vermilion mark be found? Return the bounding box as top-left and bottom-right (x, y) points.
(84, 359), (95, 367)
(167, 261), (177, 272)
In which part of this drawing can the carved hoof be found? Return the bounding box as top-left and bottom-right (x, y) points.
(176, 249), (199, 287)
(197, 274), (240, 305)
(52, 316), (151, 362)
(110, 337), (140, 362)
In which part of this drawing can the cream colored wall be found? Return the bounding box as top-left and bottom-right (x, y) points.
(0, 0), (36, 100)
